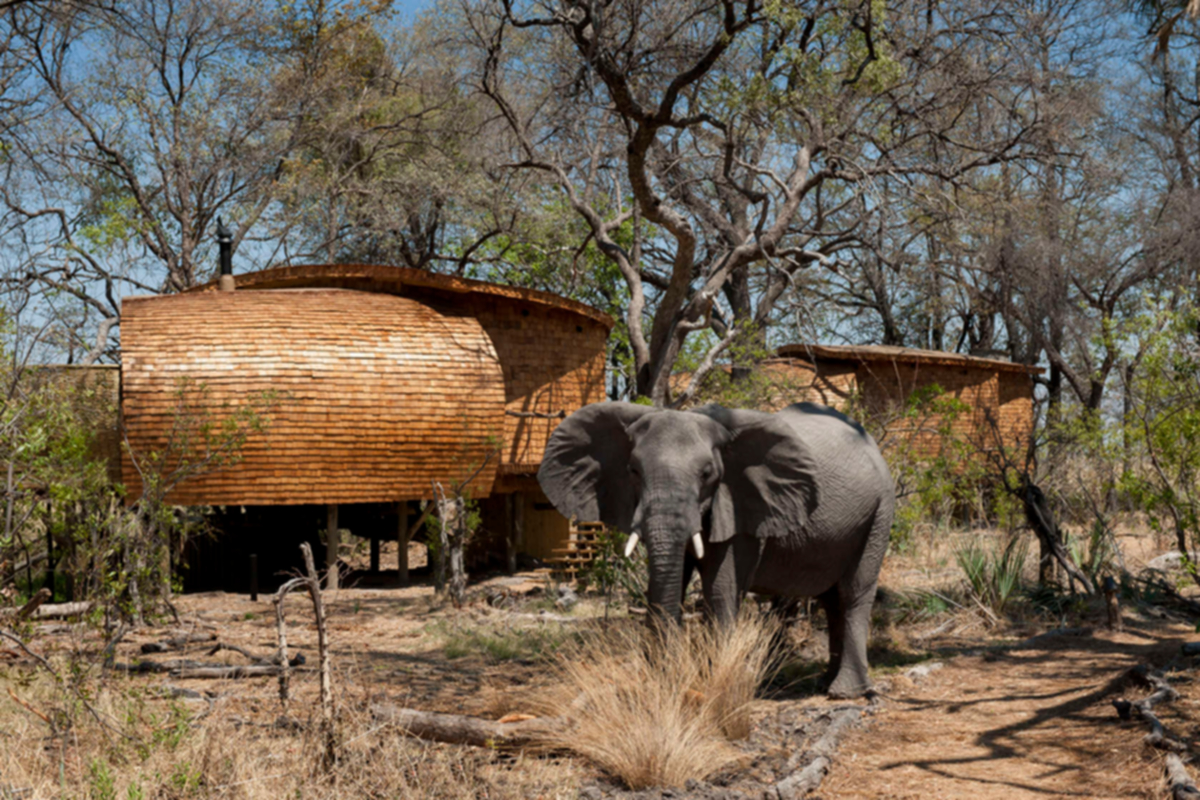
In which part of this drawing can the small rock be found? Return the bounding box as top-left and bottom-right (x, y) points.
(578, 786), (603, 800)
(556, 585), (579, 610)
(904, 662), (944, 681)
(486, 589), (514, 609)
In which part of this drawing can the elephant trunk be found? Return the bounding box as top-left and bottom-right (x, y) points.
(644, 530), (687, 626)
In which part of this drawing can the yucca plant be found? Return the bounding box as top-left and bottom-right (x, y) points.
(955, 536), (1030, 615)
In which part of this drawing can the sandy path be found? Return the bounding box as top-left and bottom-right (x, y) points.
(825, 624), (1195, 799)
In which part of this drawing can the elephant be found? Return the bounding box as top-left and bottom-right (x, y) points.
(537, 401), (894, 698)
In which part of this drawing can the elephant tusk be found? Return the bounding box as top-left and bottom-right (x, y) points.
(691, 532), (705, 560)
(623, 533), (640, 559)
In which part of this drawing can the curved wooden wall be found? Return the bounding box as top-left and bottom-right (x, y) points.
(188, 264), (612, 481)
(121, 289), (506, 505)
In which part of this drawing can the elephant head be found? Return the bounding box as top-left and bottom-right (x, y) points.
(537, 402), (819, 622)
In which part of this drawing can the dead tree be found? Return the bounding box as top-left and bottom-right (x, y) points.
(271, 542), (336, 772)
(430, 448), (498, 607)
(976, 409), (1095, 593)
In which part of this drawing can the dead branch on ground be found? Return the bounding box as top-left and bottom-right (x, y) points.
(766, 706), (865, 800)
(0, 600), (91, 620)
(1166, 754), (1200, 799)
(1112, 665), (1187, 752)
(371, 704), (569, 749)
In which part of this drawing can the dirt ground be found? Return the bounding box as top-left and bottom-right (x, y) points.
(4, 528), (1198, 799)
(827, 625), (1192, 799)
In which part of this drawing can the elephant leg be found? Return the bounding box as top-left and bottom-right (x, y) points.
(700, 536), (766, 626)
(827, 578), (877, 698)
(699, 540), (738, 625)
(818, 586), (843, 687)
(827, 510), (889, 698)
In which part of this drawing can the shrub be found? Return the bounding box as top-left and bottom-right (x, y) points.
(955, 536), (1029, 615)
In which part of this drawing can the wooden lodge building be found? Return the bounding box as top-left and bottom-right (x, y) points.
(118, 264), (612, 591)
(83, 260), (1041, 592)
(757, 344), (1042, 459)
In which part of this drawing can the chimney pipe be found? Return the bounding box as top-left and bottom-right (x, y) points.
(216, 217), (235, 292)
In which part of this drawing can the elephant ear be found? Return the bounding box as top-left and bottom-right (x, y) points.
(691, 404), (819, 543)
(537, 402), (658, 533)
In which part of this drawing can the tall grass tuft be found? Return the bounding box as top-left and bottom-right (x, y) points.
(537, 611), (779, 789)
(955, 536), (1029, 615)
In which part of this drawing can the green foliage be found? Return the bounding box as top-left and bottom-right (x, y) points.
(0, 358), (278, 623)
(1101, 303), (1200, 581)
(1063, 520), (1118, 585)
(680, 323), (800, 409)
(859, 384), (987, 551)
(89, 759), (117, 800)
(955, 536), (1028, 614)
(580, 528), (647, 615)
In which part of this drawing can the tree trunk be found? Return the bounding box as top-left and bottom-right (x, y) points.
(505, 493), (524, 575)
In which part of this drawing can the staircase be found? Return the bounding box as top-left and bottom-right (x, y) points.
(548, 521), (606, 583)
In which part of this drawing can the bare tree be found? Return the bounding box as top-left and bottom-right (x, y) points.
(459, 0), (1051, 406)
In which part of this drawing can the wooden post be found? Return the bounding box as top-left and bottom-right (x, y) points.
(249, 554), (259, 602)
(1104, 575), (1122, 632)
(397, 502), (410, 587)
(506, 493), (524, 575)
(325, 504), (339, 591)
(370, 536), (380, 573)
(504, 495), (516, 576)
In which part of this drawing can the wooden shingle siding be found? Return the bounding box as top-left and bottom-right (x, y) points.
(472, 301), (609, 470)
(121, 289), (508, 506)
(119, 265), (613, 507)
(758, 347), (1041, 460)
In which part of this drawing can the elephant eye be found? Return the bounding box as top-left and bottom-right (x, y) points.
(701, 464), (713, 480)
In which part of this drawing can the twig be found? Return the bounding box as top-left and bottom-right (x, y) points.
(6, 686), (50, 724)
(0, 628), (126, 739)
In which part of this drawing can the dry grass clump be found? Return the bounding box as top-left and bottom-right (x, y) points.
(537, 610), (779, 789)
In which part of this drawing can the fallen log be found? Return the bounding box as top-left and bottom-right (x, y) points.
(767, 706), (864, 800)
(170, 665), (288, 679)
(23, 601), (91, 620)
(141, 632), (217, 653)
(204, 642), (305, 667)
(1113, 665), (1188, 752)
(109, 659), (209, 674)
(1012, 627), (1092, 649)
(1166, 754), (1200, 799)
(371, 704), (569, 749)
